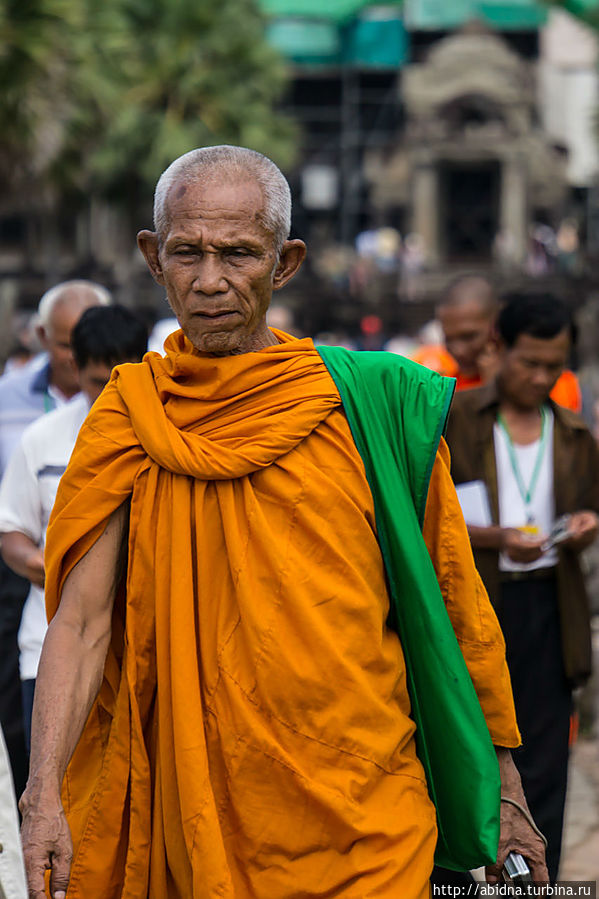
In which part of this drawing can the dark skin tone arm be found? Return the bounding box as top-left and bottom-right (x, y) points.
(469, 512), (599, 563)
(561, 511), (599, 551)
(468, 524), (546, 563)
(488, 748), (549, 883)
(478, 367), (599, 558)
(20, 503), (128, 899)
(1, 531), (45, 587)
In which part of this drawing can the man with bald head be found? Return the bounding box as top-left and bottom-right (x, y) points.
(22, 148), (546, 898)
(437, 277), (583, 412)
(0, 280), (111, 475)
(437, 274), (499, 391)
(0, 280), (109, 799)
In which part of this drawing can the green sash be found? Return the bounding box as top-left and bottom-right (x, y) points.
(317, 345), (500, 871)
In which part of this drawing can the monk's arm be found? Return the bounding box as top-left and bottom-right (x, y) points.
(487, 747), (548, 884)
(20, 502), (128, 899)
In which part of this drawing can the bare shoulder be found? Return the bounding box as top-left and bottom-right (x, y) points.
(55, 501), (130, 627)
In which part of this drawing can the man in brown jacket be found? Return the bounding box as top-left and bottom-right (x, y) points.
(445, 292), (599, 882)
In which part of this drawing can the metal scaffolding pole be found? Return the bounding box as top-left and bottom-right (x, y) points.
(340, 65), (362, 246)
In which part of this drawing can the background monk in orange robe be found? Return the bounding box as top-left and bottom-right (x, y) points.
(21, 147), (547, 898)
(437, 274), (500, 392)
(437, 274), (582, 411)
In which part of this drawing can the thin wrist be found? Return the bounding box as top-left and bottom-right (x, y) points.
(498, 527), (512, 551)
(495, 747), (524, 795)
(20, 784), (63, 815)
(23, 766), (63, 799)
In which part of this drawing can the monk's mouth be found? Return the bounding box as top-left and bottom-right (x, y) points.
(195, 311), (240, 321)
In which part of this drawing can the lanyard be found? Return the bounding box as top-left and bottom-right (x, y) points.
(43, 390), (54, 414)
(497, 406), (548, 518)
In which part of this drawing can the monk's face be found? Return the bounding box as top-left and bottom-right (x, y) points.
(138, 176), (305, 355)
(438, 300), (494, 378)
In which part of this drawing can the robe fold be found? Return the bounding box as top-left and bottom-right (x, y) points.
(44, 329), (518, 898)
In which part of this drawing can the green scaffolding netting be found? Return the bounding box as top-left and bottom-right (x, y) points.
(259, 0), (403, 23)
(404, 0), (547, 29)
(547, 0), (599, 25)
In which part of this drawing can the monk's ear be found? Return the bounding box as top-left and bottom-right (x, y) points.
(137, 230), (165, 286)
(272, 239), (306, 292)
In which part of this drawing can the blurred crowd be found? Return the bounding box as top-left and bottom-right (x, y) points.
(310, 218), (587, 309)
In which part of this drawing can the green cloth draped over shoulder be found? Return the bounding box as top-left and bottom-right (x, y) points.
(316, 344), (500, 872)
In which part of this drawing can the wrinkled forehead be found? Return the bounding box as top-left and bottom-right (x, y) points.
(164, 169), (268, 231)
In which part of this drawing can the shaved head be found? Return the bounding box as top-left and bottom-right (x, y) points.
(437, 276), (498, 378)
(153, 146), (291, 255)
(438, 275), (498, 319)
(38, 280), (111, 331)
(36, 280), (111, 398)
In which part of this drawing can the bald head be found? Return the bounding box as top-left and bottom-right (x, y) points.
(438, 275), (498, 317)
(437, 276), (498, 378)
(153, 146), (291, 255)
(36, 280), (111, 398)
(37, 280), (111, 329)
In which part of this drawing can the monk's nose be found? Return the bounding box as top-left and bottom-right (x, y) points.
(192, 255), (228, 294)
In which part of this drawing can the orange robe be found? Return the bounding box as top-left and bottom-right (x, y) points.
(44, 331), (519, 898)
(455, 371), (483, 392)
(550, 369), (582, 413)
(454, 368), (582, 413)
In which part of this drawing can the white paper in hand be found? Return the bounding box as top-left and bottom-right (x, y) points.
(455, 480), (492, 527)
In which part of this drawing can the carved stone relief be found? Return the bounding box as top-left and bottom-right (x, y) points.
(364, 26), (568, 265)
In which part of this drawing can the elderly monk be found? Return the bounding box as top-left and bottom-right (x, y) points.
(21, 147), (548, 899)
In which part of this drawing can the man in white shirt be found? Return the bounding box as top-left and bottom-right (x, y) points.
(0, 305), (148, 749)
(0, 280), (110, 801)
(445, 292), (599, 881)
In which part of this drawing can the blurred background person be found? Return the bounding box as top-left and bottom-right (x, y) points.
(0, 304), (147, 749)
(2, 311), (42, 375)
(409, 319), (459, 377)
(148, 315), (180, 355)
(437, 276), (583, 414)
(446, 292), (599, 881)
(436, 274), (500, 391)
(0, 280), (110, 797)
(0, 281), (111, 474)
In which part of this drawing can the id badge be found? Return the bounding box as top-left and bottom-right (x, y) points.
(519, 523), (540, 535)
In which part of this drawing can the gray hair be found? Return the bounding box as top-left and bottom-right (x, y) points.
(153, 146), (292, 255)
(37, 280), (112, 329)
